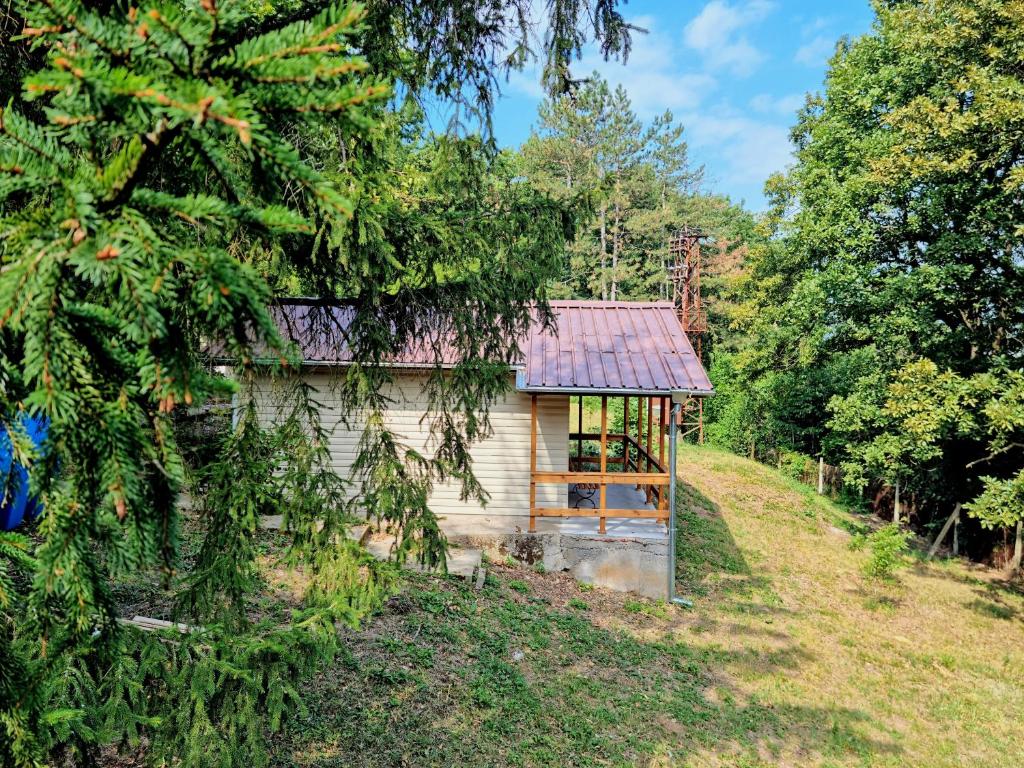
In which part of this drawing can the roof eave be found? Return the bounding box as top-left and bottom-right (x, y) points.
(215, 356), (524, 373)
(517, 384), (715, 398)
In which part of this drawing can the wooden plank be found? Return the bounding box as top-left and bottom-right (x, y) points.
(927, 504), (961, 559)
(533, 507), (667, 519)
(658, 397), (666, 470)
(569, 432), (627, 442)
(123, 616), (194, 634)
(657, 468), (668, 524)
(621, 435), (665, 474)
(534, 471), (669, 485)
(599, 395), (607, 534)
(658, 397), (668, 524)
(529, 394), (537, 533)
(646, 398), (653, 483)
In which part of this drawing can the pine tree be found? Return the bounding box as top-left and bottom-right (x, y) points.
(520, 74), (726, 302)
(0, 3), (392, 763)
(0, 2), (637, 763)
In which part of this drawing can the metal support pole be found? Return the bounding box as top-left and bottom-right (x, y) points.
(667, 401), (692, 608)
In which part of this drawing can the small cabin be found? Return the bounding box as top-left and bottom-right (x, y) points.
(250, 300), (713, 596)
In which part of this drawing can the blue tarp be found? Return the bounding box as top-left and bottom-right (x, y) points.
(1, 415), (48, 531)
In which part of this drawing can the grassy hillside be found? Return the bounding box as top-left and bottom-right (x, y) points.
(273, 446), (1024, 767)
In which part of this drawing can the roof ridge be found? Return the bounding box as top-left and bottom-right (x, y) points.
(547, 299), (673, 306)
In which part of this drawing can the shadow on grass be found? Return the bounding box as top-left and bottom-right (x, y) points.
(966, 597), (1018, 622)
(964, 579), (1024, 624)
(910, 559), (1024, 618)
(272, 571), (897, 768)
(674, 479), (778, 610)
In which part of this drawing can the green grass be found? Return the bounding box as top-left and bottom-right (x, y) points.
(266, 445), (1024, 768)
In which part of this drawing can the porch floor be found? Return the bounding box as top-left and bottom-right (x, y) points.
(530, 483), (667, 540)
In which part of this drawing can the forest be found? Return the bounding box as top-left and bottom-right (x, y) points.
(0, 1), (1021, 766)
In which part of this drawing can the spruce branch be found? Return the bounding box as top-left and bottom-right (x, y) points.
(100, 119), (176, 212)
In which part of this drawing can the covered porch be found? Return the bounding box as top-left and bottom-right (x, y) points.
(507, 300), (713, 597)
(528, 393), (672, 536)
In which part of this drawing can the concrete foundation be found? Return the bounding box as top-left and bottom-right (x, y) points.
(448, 483), (669, 599)
(452, 524), (669, 599)
(260, 482), (670, 598)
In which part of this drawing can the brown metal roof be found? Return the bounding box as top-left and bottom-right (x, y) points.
(266, 299), (713, 396)
(518, 301), (712, 396)
(268, 302), (463, 367)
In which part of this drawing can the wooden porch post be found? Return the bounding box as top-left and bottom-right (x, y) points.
(622, 396), (630, 471)
(577, 395), (583, 466)
(635, 395), (644, 487)
(599, 395), (608, 535)
(658, 397), (667, 468)
(529, 394), (537, 533)
(645, 396), (654, 503)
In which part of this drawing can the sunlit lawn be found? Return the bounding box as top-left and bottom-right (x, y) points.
(271, 445), (1024, 767)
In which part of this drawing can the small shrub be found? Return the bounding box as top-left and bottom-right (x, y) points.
(567, 598), (589, 611)
(778, 449), (814, 483)
(508, 579), (530, 594)
(578, 582), (594, 592)
(854, 523), (911, 581)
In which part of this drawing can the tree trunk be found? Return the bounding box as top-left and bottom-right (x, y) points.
(893, 479), (901, 524)
(817, 456), (824, 495)
(599, 205), (607, 300)
(610, 200), (620, 301)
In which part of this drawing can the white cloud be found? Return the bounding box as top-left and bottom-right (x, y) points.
(681, 110), (793, 190)
(750, 92), (804, 116)
(570, 18), (718, 118)
(500, 5), (796, 208)
(505, 66), (546, 100)
(683, 1), (776, 77)
(794, 35), (836, 67)
(724, 122), (793, 185)
(506, 22), (717, 119)
(800, 16), (831, 36)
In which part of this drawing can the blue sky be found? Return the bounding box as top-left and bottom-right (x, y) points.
(490, 0), (875, 210)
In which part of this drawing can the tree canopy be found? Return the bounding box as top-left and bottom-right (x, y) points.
(517, 74), (753, 305)
(702, 0), (1024, 560)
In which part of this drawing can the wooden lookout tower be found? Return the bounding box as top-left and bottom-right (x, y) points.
(667, 227), (707, 442)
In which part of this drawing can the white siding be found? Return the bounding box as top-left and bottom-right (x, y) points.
(251, 370), (568, 535)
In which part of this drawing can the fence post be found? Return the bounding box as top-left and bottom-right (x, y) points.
(927, 504), (961, 559)
(894, 479), (901, 524)
(1011, 520), (1023, 573)
(817, 456), (824, 495)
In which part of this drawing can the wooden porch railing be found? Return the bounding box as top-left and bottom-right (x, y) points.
(529, 394), (670, 534)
